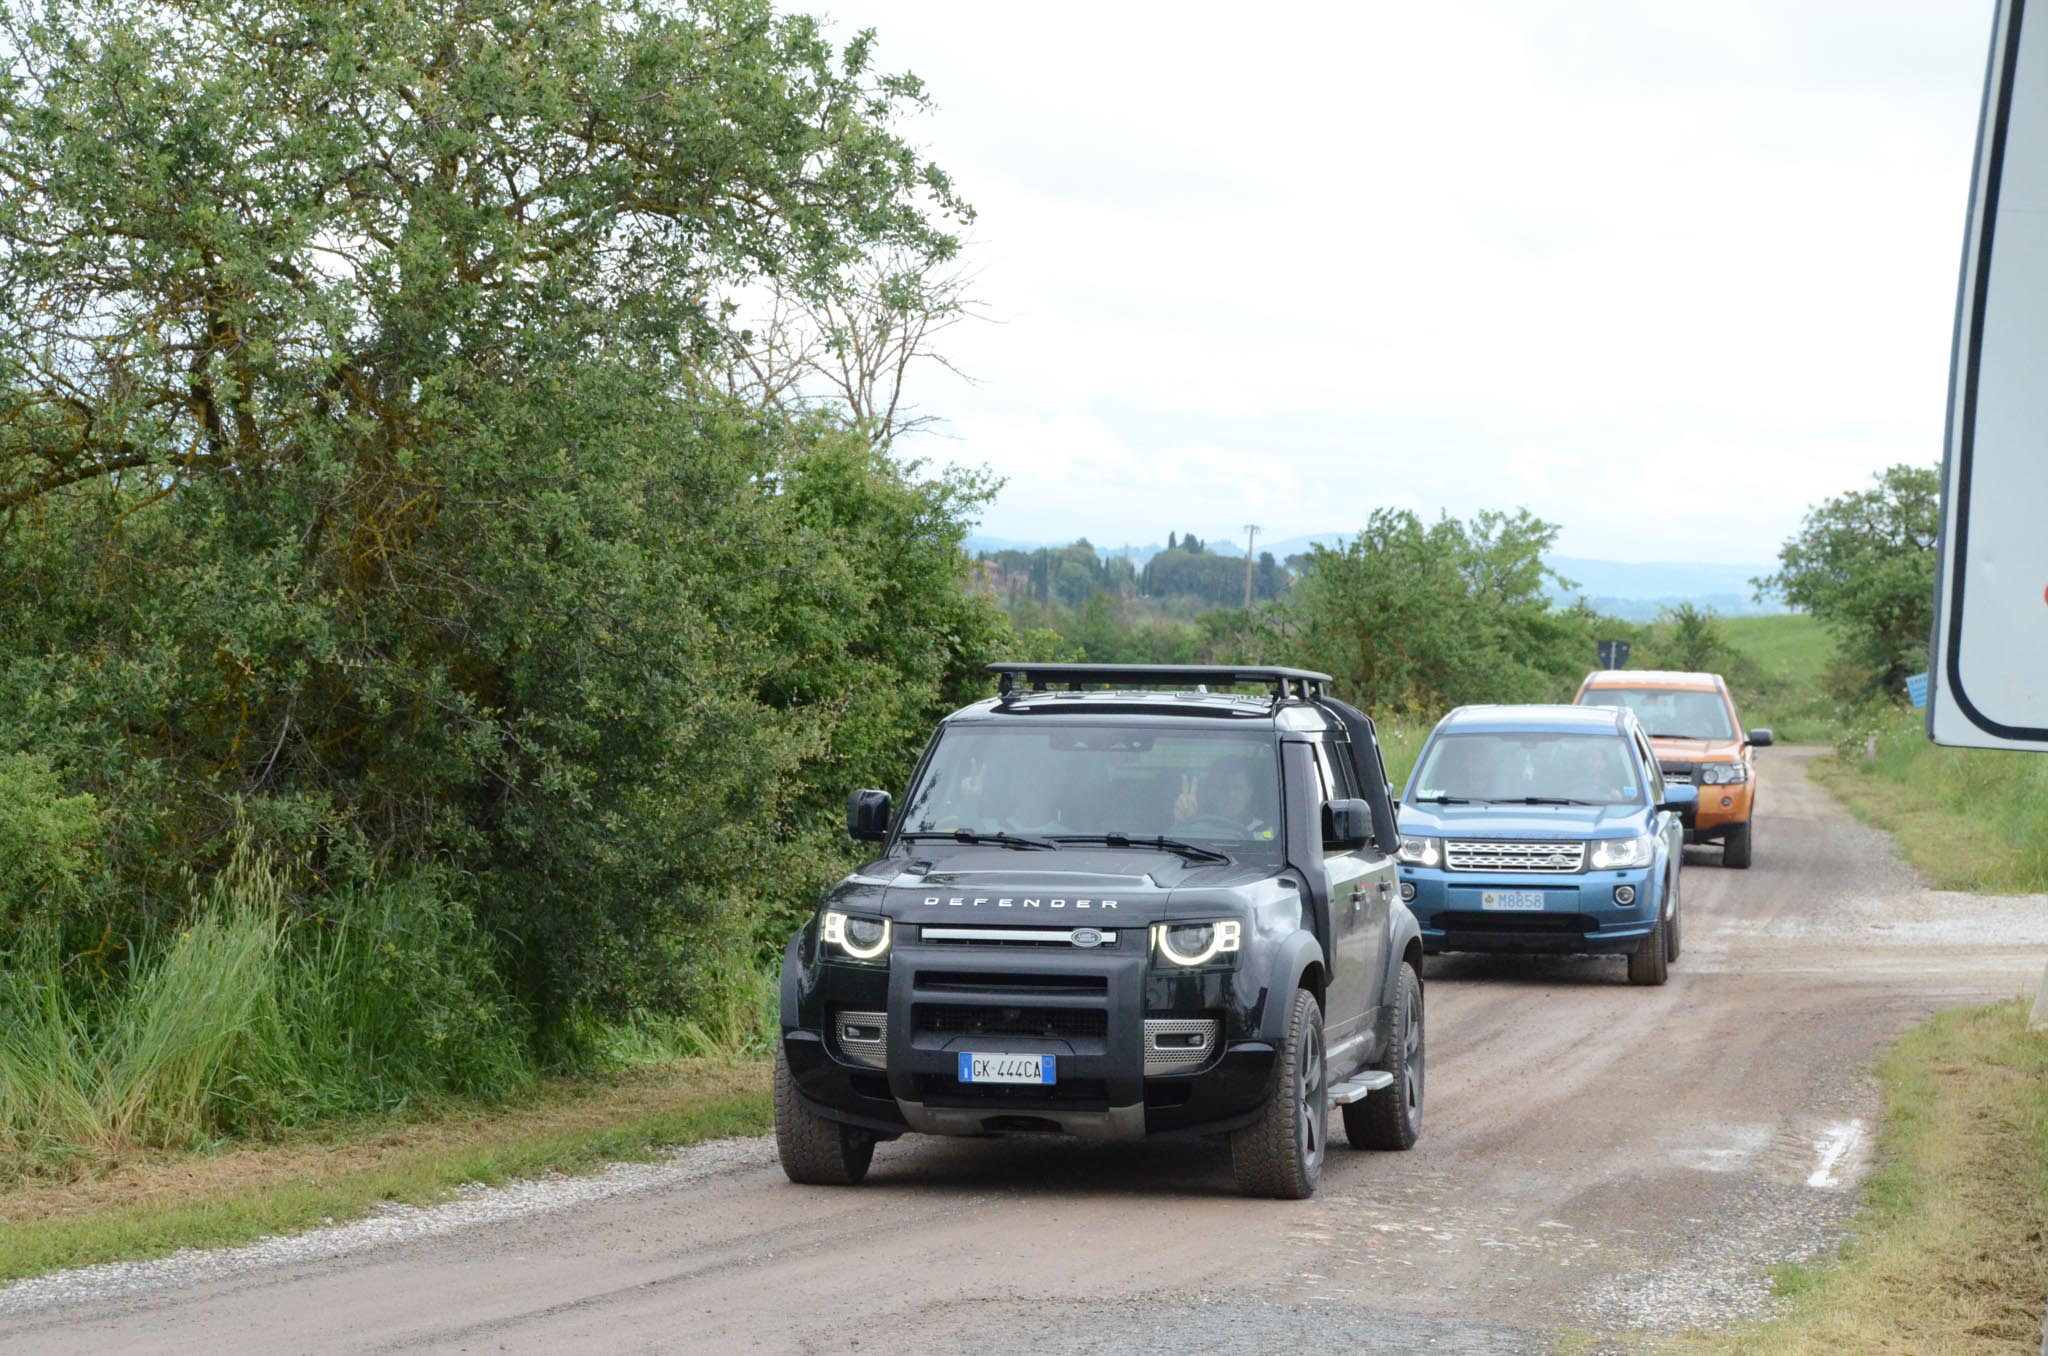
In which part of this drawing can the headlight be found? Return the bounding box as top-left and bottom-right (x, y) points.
(1397, 835), (1442, 868)
(821, 910), (891, 961)
(1152, 919), (1242, 966)
(1696, 762), (1749, 785)
(1590, 834), (1655, 870)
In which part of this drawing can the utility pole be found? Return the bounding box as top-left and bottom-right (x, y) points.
(1241, 524), (1260, 611)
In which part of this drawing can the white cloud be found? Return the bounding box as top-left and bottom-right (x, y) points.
(846, 0), (1994, 563)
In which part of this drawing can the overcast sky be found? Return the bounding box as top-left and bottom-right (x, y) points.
(832, 1), (1995, 564)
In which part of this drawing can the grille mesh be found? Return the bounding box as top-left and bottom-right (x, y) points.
(1445, 840), (1586, 873)
(915, 1005), (1108, 1040)
(834, 1009), (888, 1069)
(1143, 1018), (1219, 1075)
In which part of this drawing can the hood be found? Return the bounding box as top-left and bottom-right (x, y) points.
(1397, 802), (1652, 840)
(827, 846), (1275, 924)
(1648, 734), (1744, 762)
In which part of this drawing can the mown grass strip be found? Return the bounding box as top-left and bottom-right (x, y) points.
(1670, 1001), (2048, 1355)
(1813, 739), (2048, 894)
(0, 1059), (770, 1284)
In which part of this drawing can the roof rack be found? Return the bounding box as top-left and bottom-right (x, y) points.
(987, 662), (1332, 704)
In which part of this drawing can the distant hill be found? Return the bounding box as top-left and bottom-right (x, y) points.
(964, 533), (1785, 617)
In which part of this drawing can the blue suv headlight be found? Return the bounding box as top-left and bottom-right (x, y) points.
(1590, 834), (1654, 870)
(1397, 835), (1443, 868)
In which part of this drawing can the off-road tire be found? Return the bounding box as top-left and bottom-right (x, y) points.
(774, 1046), (875, 1185)
(1628, 908), (1670, 986)
(1723, 820), (1753, 869)
(1231, 987), (1327, 1199)
(1346, 961), (1423, 1150)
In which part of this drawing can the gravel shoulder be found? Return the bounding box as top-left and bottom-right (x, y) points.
(2, 746), (2040, 1355)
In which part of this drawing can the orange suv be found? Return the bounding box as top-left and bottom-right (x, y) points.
(1572, 670), (1773, 868)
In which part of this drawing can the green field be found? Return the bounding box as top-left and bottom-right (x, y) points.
(1707, 613), (1836, 743)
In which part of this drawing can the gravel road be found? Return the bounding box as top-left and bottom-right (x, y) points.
(4, 746), (2042, 1354)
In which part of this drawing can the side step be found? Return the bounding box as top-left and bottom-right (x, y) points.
(1328, 1072), (1394, 1105)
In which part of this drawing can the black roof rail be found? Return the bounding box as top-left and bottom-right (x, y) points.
(986, 662), (1333, 704)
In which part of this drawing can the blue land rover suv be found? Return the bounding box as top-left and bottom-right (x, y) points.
(1394, 704), (1697, 985)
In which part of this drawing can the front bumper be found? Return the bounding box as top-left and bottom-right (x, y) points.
(1399, 864), (1658, 955)
(1671, 770), (1755, 835)
(782, 932), (1279, 1140)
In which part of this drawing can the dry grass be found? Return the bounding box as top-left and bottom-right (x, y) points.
(1672, 1002), (2048, 1355)
(0, 1058), (769, 1281)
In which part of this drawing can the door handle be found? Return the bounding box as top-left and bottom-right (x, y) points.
(1377, 879), (1393, 893)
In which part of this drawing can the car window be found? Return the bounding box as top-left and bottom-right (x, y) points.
(899, 725), (1283, 846)
(1634, 731), (1665, 799)
(1578, 687), (1735, 741)
(1315, 740), (1361, 801)
(1410, 732), (1645, 805)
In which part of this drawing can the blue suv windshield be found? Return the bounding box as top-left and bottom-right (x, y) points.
(899, 725), (1283, 847)
(1411, 732), (1643, 806)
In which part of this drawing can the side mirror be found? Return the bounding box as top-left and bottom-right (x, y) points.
(1323, 797), (1373, 851)
(846, 788), (893, 842)
(1658, 784), (1699, 814)
(1747, 728), (1774, 748)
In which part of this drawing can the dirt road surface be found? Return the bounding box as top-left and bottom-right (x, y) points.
(5, 747), (2043, 1354)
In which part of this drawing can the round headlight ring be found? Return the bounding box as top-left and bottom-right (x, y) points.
(1153, 919), (1242, 966)
(822, 911), (891, 960)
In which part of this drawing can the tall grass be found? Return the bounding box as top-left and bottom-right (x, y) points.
(0, 856), (287, 1165)
(0, 847), (533, 1176)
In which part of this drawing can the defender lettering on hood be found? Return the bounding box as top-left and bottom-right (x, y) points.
(923, 896), (1118, 909)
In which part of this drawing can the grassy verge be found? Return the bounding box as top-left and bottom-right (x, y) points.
(0, 1058), (769, 1284)
(1671, 1001), (2048, 1355)
(1717, 613), (1840, 744)
(1815, 706), (2048, 893)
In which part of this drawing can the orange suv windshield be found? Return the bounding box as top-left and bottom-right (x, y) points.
(1580, 688), (1734, 741)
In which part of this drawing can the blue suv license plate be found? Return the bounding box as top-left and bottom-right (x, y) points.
(959, 1053), (1055, 1085)
(1480, 889), (1547, 911)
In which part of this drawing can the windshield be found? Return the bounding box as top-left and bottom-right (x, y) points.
(1410, 732), (1643, 806)
(898, 725), (1283, 848)
(1578, 687), (1734, 741)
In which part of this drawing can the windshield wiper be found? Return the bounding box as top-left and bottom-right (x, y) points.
(1500, 797), (1599, 806)
(899, 829), (1059, 851)
(1057, 833), (1231, 863)
(1413, 794), (1471, 804)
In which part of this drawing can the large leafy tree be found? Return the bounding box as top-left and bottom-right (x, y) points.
(0, 0), (997, 1036)
(1757, 465), (1938, 695)
(1290, 508), (1589, 713)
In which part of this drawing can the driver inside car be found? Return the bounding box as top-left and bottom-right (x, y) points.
(1171, 756), (1274, 839)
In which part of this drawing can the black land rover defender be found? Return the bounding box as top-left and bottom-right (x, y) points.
(775, 664), (1425, 1199)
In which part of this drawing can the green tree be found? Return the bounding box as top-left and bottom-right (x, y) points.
(1290, 508), (1587, 713)
(1647, 602), (1732, 672)
(1757, 465), (1939, 695)
(0, 0), (992, 1041)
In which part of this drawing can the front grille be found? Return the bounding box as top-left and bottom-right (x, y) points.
(1434, 910), (1596, 934)
(915, 1004), (1108, 1040)
(919, 925), (1123, 948)
(1662, 763), (1696, 785)
(915, 971), (1108, 996)
(1444, 840), (1586, 873)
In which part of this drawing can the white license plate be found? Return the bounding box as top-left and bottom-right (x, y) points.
(958, 1052), (1055, 1085)
(1480, 889), (1548, 912)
